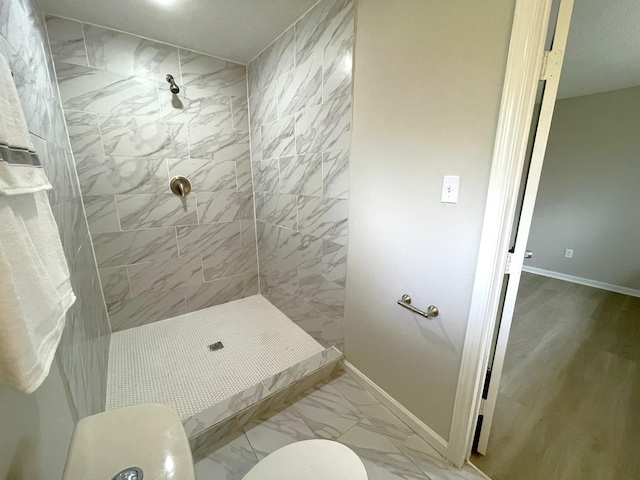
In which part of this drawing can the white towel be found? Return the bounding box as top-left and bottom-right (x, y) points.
(0, 52), (52, 195)
(0, 191), (76, 393)
(0, 52), (75, 393)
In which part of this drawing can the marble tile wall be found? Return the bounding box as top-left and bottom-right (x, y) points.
(45, 17), (259, 331)
(1, 0), (111, 418)
(248, 0), (353, 350)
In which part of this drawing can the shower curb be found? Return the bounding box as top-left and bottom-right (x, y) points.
(189, 352), (344, 459)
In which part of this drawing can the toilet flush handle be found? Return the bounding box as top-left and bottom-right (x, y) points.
(112, 467), (143, 480)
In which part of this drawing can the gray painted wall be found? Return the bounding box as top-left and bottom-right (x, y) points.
(526, 87), (640, 290)
(45, 16), (259, 331)
(345, 0), (516, 440)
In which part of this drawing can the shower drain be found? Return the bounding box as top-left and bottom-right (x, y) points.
(208, 341), (224, 352)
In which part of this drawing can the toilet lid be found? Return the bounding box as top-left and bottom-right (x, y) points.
(243, 439), (368, 480)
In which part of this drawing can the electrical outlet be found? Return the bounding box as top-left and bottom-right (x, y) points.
(564, 248), (574, 258)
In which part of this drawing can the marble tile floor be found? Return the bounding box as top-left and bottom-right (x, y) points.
(194, 370), (486, 480)
(471, 273), (640, 480)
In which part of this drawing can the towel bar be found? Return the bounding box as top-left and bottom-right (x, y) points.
(397, 294), (439, 318)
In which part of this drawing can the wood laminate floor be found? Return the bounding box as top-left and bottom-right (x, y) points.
(472, 272), (640, 480)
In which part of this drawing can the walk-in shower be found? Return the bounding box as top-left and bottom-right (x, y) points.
(36, 0), (354, 449)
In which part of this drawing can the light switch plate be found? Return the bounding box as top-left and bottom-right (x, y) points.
(441, 175), (460, 203)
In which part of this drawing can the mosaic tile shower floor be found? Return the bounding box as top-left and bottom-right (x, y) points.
(106, 295), (325, 420)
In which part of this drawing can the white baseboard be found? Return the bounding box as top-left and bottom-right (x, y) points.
(344, 361), (448, 457)
(522, 266), (640, 298)
(466, 460), (493, 480)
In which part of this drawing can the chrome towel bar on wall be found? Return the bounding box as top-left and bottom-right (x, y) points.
(397, 294), (439, 318)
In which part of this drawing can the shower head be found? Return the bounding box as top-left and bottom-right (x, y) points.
(166, 74), (180, 94)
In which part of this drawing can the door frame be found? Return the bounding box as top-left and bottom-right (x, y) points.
(476, 0), (573, 454)
(445, 0), (559, 467)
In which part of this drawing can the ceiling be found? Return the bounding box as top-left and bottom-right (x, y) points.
(36, 0), (640, 93)
(558, 0), (640, 98)
(35, 0), (318, 65)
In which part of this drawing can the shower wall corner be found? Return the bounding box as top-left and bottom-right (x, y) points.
(247, 0), (354, 351)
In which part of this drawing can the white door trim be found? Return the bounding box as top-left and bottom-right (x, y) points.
(476, 0), (573, 454)
(445, 0), (556, 467)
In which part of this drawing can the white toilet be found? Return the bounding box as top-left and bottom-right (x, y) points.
(243, 439), (368, 480)
(62, 403), (368, 480)
(62, 404), (195, 480)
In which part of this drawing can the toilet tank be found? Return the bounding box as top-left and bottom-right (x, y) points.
(62, 403), (194, 480)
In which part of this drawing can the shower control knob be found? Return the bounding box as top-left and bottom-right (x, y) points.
(170, 176), (191, 197)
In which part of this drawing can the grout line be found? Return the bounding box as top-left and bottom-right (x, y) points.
(163, 158), (171, 189)
(466, 461), (493, 480)
(124, 265), (133, 299)
(320, 50), (325, 105)
(112, 194), (123, 231)
(194, 192), (200, 224)
(229, 94), (235, 130)
(198, 254), (206, 285)
(246, 0), (322, 66)
(94, 111), (107, 156)
(233, 155), (240, 194)
(245, 69), (262, 293)
(174, 226), (181, 257)
(155, 83), (163, 121)
(80, 22), (90, 67)
(46, 13), (246, 66)
(176, 47), (184, 85)
(398, 442), (439, 479)
(183, 107), (193, 160)
(91, 219), (241, 235)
